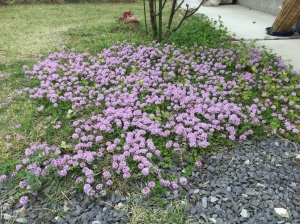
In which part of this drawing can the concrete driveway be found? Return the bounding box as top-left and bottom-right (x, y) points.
(186, 2), (300, 72)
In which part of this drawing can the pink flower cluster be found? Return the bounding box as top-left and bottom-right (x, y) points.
(2, 41), (299, 203)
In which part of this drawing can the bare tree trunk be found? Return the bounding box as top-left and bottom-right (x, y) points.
(147, 0), (208, 40)
(149, 0), (158, 39)
(168, 0), (179, 30)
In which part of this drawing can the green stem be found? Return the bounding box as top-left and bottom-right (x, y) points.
(143, 0), (148, 35)
(158, 0), (162, 42)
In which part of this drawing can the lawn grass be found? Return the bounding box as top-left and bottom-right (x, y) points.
(0, 2), (300, 224)
(0, 3), (149, 57)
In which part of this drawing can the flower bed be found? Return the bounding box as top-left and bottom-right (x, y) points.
(1, 42), (300, 205)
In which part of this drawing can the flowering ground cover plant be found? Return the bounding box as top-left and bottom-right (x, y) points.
(1, 41), (300, 206)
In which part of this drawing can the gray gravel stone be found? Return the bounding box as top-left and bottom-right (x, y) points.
(216, 218), (224, 224)
(202, 197), (208, 208)
(3, 214), (12, 220)
(292, 210), (300, 219)
(72, 207), (84, 217)
(190, 207), (197, 214)
(210, 196), (218, 202)
(70, 218), (79, 224)
(15, 218), (27, 223)
(1, 136), (300, 224)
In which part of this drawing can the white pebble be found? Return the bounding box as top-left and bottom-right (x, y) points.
(241, 194), (248, 198)
(244, 160), (250, 165)
(256, 183), (266, 188)
(92, 221), (102, 224)
(210, 196), (218, 202)
(202, 197), (208, 208)
(240, 209), (248, 218)
(64, 204), (70, 212)
(2, 203), (10, 212)
(209, 218), (217, 223)
(193, 189), (200, 194)
(117, 202), (125, 208)
(4, 214), (12, 220)
(274, 208), (289, 218)
(16, 218), (27, 223)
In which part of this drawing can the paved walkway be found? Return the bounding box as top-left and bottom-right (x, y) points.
(186, 2), (300, 72)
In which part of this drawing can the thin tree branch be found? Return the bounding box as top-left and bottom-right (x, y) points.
(175, 0), (185, 12)
(167, 0), (178, 30)
(166, 0), (209, 37)
(155, 0), (168, 16)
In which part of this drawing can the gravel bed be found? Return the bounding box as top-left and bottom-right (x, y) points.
(1, 136), (300, 224)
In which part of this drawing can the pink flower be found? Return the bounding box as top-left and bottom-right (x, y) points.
(76, 177), (83, 183)
(0, 174), (7, 182)
(18, 135), (24, 140)
(171, 182), (178, 189)
(141, 187), (150, 195)
(106, 180), (113, 185)
(123, 172), (131, 179)
(37, 106), (44, 111)
(179, 177), (187, 185)
(141, 168), (149, 176)
(148, 181), (155, 188)
(16, 164), (23, 171)
(96, 184), (103, 190)
(103, 171), (111, 179)
(19, 181), (28, 188)
(19, 196), (28, 205)
(196, 161), (203, 167)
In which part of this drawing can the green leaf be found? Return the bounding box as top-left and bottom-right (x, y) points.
(61, 141), (67, 149)
(66, 109), (73, 119)
(60, 141), (74, 150)
(81, 87), (88, 93)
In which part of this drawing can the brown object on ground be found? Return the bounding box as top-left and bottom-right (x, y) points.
(271, 0), (300, 32)
(123, 17), (139, 28)
(0, 0), (8, 5)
